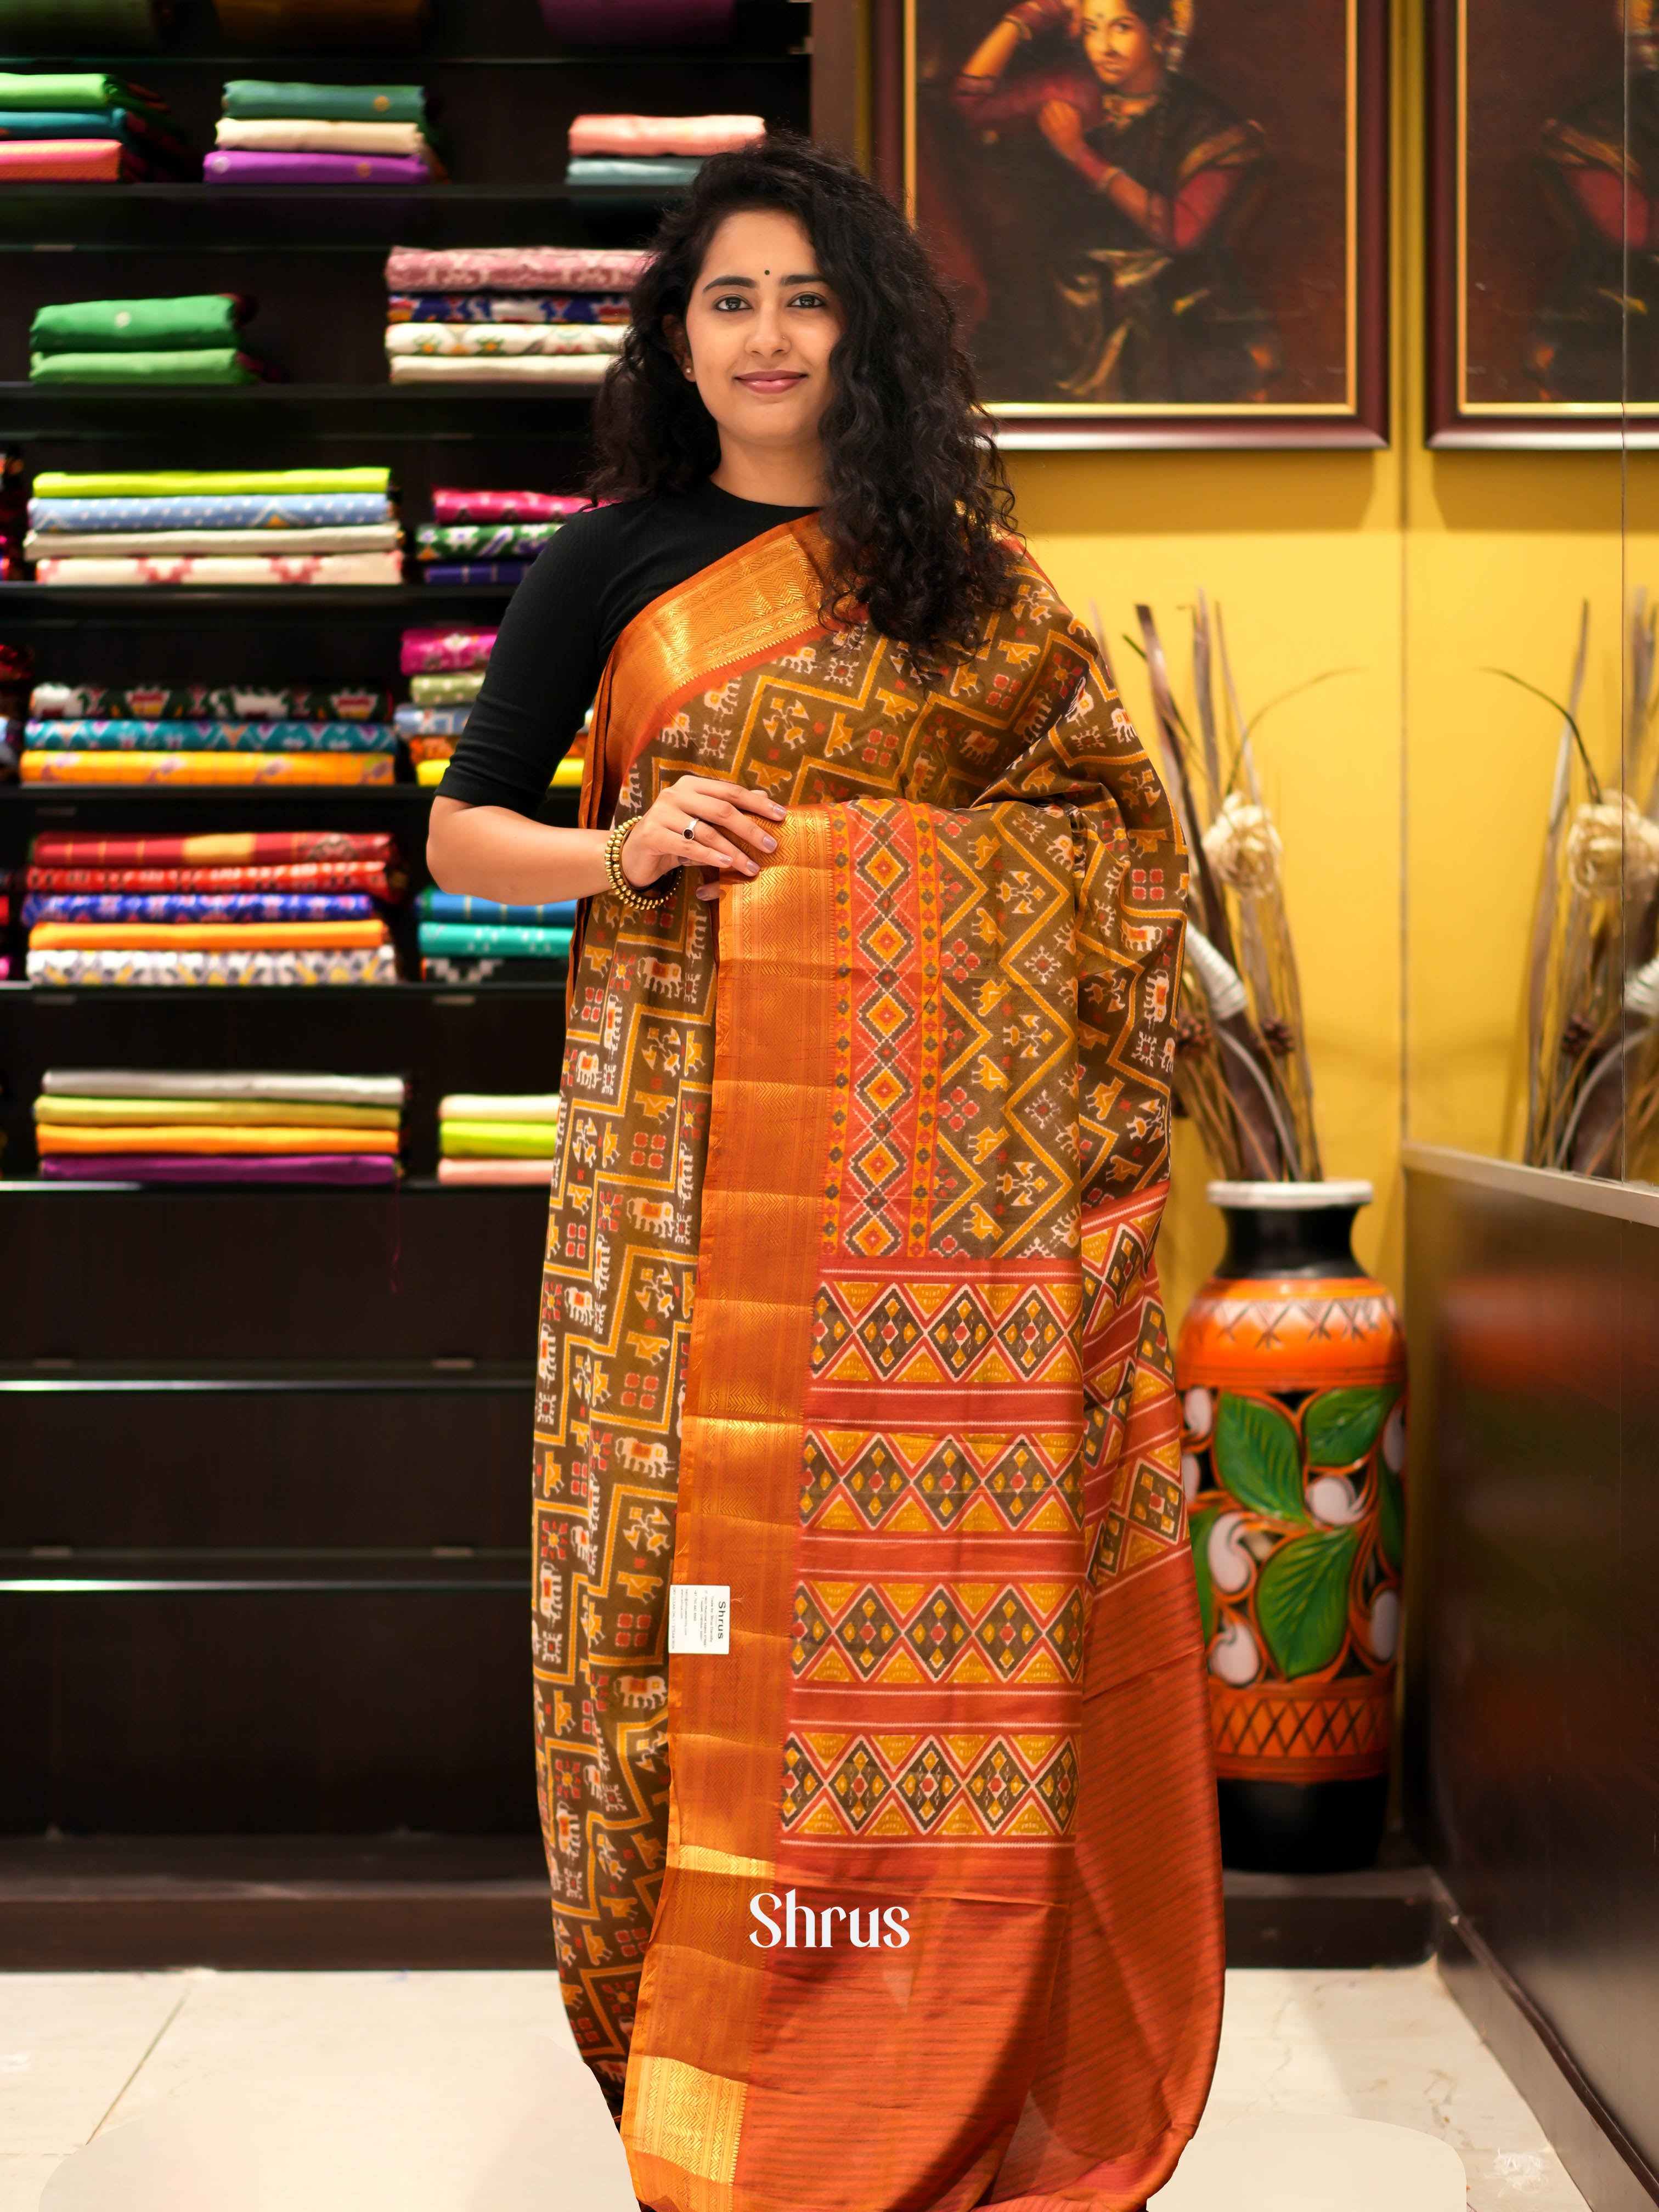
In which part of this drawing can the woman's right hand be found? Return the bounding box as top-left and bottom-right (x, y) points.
(620, 774), (787, 889)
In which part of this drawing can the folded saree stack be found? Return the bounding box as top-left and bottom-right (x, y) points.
(22, 672), (398, 786)
(29, 294), (278, 387)
(382, 246), (645, 386)
(0, 71), (195, 182)
(23, 829), (405, 984)
(400, 622), (493, 782)
(437, 1092), (561, 1183)
(413, 488), (588, 588)
(563, 111), (761, 193)
(27, 467), (405, 587)
(32, 1068), (408, 1182)
(206, 80), (442, 185)
(418, 890), (573, 981)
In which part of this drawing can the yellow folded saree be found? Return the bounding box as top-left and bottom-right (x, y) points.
(35, 1096), (402, 1130)
(30, 919), (388, 951)
(36, 1124), (398, 1154)
(21, 753), (394, 786)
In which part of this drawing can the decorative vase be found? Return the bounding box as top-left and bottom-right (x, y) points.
(1175, 1180), (1406, 1872)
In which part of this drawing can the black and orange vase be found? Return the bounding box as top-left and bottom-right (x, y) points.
(1176, 1181), (1406, 1872)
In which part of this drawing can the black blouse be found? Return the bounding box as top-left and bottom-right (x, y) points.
(433, 477), (818, 819)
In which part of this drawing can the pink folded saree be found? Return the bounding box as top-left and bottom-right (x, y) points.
(566, 112), (763, 156)
(383, 245), (646, 292)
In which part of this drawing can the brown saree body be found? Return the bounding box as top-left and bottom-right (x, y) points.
(533, 517), (1221, 2209)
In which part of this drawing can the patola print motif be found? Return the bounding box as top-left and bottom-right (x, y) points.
(532, 537), (1189, 2107)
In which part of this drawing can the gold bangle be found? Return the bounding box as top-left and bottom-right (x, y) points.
(604, 818), (675, 912)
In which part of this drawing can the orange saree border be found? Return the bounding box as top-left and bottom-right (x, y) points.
(623, 809), (839, 2212)
(579, 516), (835, 836)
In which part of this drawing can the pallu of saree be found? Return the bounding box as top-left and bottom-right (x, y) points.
(533, 517), (1221, 2208)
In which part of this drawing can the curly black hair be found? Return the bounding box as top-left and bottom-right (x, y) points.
(586, 132), (1019, 660)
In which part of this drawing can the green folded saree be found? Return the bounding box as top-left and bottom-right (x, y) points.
(31, 350), (263, 386)
(221, 80), (426, 123)
(32, 296), (246, 355)
(439, 1119), (562, 1158)
(34, 467), (390, 498)
(0, 71), (165, 116)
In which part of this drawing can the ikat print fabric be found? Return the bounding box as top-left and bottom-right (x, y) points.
(400, 625), (495, 672)
(421, 561), (529, 583)
(430, 490), (589, 526)
(30, 685), (393, 719)
(407, 670), (482, 705)
(25, 716), (394, 752)
(383, 246), (647, 292)
(388, 294), (629, 325)
(24, 891), (377, 922)
(29, 495), (393, 534)
(396, 703), (470, 735)
(26, 945), (397, 984)
(33, 552), (403, 585)
(385, 324), (624, 358)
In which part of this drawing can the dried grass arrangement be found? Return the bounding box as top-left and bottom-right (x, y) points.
(1511, 595), (1659, 1178)
(1115, 597), (1333, 1183)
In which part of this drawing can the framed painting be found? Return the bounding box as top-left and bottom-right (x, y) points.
(1429, 0), (1659, 446)
(884, 0), (1389, 448)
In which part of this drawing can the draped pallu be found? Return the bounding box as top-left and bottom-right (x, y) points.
(534, 518), (1222, 2211)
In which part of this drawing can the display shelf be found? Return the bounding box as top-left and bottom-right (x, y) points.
(0, 384), (602, 441)
(0, 582), (517, 618)
(0, 183), (695, 252)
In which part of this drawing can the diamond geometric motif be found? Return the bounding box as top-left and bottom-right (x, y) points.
(927, 1289), (994, 1378)
(836, 1588), (902, 1676)
(860, 1065), (907, 1117)
(915, 1439), (977, 1523)
(975, 1590), (1042, 1678)
(828, 1739), (890, 1830)
(844, 1435), (912, 1524)
(780, 1737), (823, 1825)
(856, 1287), (924, 1375)
(967, 1742), (1029, 1830)
(862, 990), (911, 1043)
(997, 1290), (1064, 1378)
(1036, 1741), (1078, 1828)
(905, 1589), (972, 1678)
(792, 1587), (834, 1674)
(896, 1739), (960, 1831)
(1128, 1463), (1183, 1542)
(810, 1289), (852, 1374)
(1046, 1587), (1087, 1675)
(985, 1436), (1055, 1522)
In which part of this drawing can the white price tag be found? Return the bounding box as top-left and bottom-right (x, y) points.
(669, 1583), (730, 1655)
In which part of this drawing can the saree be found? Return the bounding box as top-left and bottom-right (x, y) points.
(534, 515), (1221, 2210)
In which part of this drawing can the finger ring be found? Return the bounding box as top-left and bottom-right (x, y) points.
(684, 822), (697, 842)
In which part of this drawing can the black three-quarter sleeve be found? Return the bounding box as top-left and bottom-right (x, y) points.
(432, 482), (819, 820)
(433, 513), (610, 819)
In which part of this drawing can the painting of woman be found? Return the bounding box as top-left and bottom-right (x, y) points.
(948, 0), (1282, 403)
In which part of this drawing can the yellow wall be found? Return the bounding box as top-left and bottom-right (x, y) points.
(1005, 0), (1635, 1327)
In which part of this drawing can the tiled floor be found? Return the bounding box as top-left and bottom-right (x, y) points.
(0, 1962), (1589, 2210)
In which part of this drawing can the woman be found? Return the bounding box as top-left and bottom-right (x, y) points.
(428, 133), (1220, 2212)
(952, 0), (1279, 403)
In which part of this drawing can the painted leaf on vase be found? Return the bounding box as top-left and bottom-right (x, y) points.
(1304, 1384), (1399, 1467)
(1378, 1462), (1404, 1574)
(1188, 1505), (1218, 1646)
(1255, 1525), (1359, 1679)
(1214, 1393), (1308, 1525)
